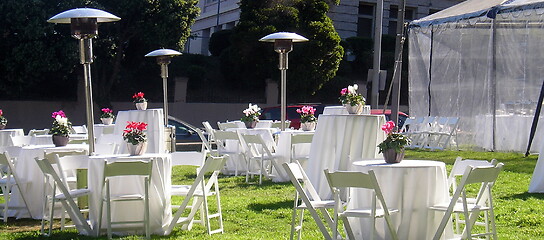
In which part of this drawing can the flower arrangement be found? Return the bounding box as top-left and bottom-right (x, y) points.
(339, 84), (366, 106)
(100, 108), (115, 119)
(377, 121), (411, 154)
(49, 110), (72, 136)
(241, 103), (261, 122)
(0, 109), (7, 125)
(123, 121), (148, 145)
(132, 92), (147, 103)
(296, 106), (317, 123)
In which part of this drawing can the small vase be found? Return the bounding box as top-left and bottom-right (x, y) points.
(383, 148), (405, 164)
(300, 121), (316, 131)
(52, 135), (70, 147)
(244, 121), (257, 129)
(127, 142), (147, 156)
(101, 118), (114, 125)
(344, 104), (363, 114)
(0, 124), (6, 130)
(135, 102), (148, 110)
(361, 105), (371, 115)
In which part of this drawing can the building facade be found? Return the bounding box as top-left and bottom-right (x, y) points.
(186, 0), (464, 55)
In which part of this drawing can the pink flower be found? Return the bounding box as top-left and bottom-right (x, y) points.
(381, 121), (395, 135)
(340, 88), (348, 95)
(51, 110), (66, 119)
(132, 92), (145, 99)
(101, 108), (113, 113)
(0, 109), (3, 116)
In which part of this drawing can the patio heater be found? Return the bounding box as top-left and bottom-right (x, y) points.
(145, 49), (182, 126)
(259, 32), (308, 131)
(48, 8), (120, 155)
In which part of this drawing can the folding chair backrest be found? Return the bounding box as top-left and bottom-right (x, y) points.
(462, 163), (504, 186)
(171, 151), (204, 167)
(449, 157), (498, 186)
(214, 130), (241, 151)
(95, 143), (118, 155)
(241, 134), (274, 158)
(217, 122), (238, 130)
(9, 135), (30, 147)
(55, 154), (89, 183)
(291, 133), (314, 145)
(28, 129), (49, 136)
(194, 128), (212, 152)
(202, 121), (216, 141)
(283, 161), (322, 201)
(0, 152), (16, 179)
(70, 125), (87, 134)
(103, 160), (153, 178)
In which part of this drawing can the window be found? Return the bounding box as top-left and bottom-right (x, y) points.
(357, 3), (375, 37)
(388, 5), (416, 35)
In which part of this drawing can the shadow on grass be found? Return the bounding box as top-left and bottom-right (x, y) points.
(248, 199), (292, 212)
(502, 192), (544, 201)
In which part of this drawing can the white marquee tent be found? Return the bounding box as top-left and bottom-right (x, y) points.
(408, 0), (544, 152)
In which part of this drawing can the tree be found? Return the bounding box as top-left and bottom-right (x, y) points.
(222, 0), (343, 101)
(0, 0), (199, 107)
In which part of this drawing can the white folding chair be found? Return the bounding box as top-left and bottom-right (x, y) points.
(202, 121), (217, 146)
(70, 125), (88, 134)
(271, 120), (291, 129)
(241, 133), (282, 184)
(34, 157), (92, 236)
(324, 169), (399, 240)
(97, 159), (154, 239)
(290, 133), (314, 165)
(447, 157), (499, 236)
(28, 129), (49, 136)
(95, 143), (119, 155)
(0, 152), (32, 222)
(408, 116), (437, 149)
(431, 163), (504, 240)
(283, 161), (335, 240)
(217, 121), (239, 130)
(214, 130), (246, 176)
(9, 135), (31, 147)
(425, 117), (460, 151)
(168, 155), (227, 235)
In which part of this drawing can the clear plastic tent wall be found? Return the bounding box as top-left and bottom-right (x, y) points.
(408, 1), (544, 152)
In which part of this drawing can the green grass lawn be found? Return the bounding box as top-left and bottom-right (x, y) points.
(1, 149), (543, 239)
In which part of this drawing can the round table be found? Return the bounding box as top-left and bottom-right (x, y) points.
(350, 160), (452, 240)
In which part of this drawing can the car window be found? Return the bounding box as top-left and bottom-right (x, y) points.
(168, 120), (190, 135)
(262, 108), (280, 120)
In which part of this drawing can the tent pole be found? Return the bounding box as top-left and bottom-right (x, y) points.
(428, 27), (434, 116)
(491, 19), (497, 151)
(526, 81), (544, 156)
(391, 0), (406, 129)
(371, 0), (383, 108)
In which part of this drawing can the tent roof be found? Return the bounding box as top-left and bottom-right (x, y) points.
(410, 0), (544, 27)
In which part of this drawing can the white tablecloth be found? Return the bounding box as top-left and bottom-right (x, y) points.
(114, 109), (165, 154)
(9, 144), (89, 219)
(351, 160), (452, 240)
(0, 129), (24, 147)
(529, 140), (544, 192)
(273, 130), (314, 182)
(305, 114), (386, 198)
(476, 114), (544, 152)
(323, 106), (348, 115)
(87, 154), (172, 236)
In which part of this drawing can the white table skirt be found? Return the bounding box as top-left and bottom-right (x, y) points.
(305, 114), (386, 198)
(0, 129), (24, 147)
(351, 160), (452, 240)
(87, 154), (172, 236)
(273, 130), (313, 182)
(529, 139), (544, 192)
(9, 144), (89, 219)
(114, 109), (165, 154)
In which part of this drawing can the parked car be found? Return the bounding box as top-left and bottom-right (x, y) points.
(168, 116), (206, 151)
(260, 105), (408, 129)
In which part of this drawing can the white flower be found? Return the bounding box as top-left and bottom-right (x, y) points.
(55, 115), (68, 126)
(348, 84), (358, 94)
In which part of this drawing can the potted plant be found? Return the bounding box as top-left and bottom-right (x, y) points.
(0, 109), (8, 130)
(377, 121), (411, 163)
(123, 121), (148, 155)
(100, 108), (115, 125)
(49, 110), (72, 147)
(241, 103), (261, 129)
(297, 106), (317, 131)
(339, 84), (368, 114)
(132, 92), (148, 110)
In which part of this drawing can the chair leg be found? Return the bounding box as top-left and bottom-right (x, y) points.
(342, 216), (356, 240)
(48, 196), (55, 236)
